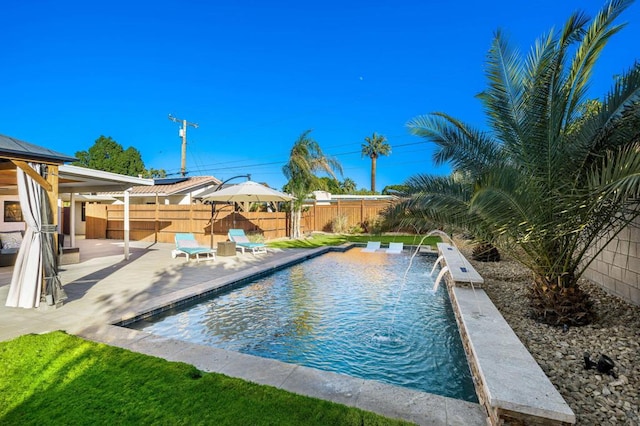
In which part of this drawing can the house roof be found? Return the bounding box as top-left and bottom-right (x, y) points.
(58, 165), (154, 193)
(0, 134), (154, 194)
(100, 175), (221, 197)
(311, 191), (395, 201)
(0, 133), (77, 164)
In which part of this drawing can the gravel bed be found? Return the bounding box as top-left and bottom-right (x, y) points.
(460, 248), (640, 425)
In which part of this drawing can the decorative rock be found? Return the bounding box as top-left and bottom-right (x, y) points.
(610, 375), (629, 387)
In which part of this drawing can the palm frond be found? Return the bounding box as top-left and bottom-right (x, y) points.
(519, 29), (558, 178)
(588, 142), (640, 201)
(590, 62), (640, 152)
(478, 30), (525, 148)
(407, 113), (502, 177)
(563, 0), (632, 127)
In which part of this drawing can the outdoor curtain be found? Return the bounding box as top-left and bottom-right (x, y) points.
(5, 163), (66, 309)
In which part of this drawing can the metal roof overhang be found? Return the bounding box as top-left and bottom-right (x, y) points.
(0, 163), (154, 195)
(57, 165), (154, 193)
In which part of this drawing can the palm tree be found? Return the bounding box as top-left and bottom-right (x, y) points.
(389, 0), (640, 326)
(361, 132), (391, 192)
(340, 178), (357, 193)
(283, 130), (342, 238)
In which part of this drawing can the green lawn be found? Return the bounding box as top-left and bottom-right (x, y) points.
(267, 233), (440, 249)
(0, 332), (412, 425)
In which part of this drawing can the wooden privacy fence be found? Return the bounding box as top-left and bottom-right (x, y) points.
(85, 198), (393, 245)
(303, 199), (393, 233)
(85, 204), (288, 246)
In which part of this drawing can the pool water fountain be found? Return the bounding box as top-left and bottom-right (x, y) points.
(387, 233), (435, 335)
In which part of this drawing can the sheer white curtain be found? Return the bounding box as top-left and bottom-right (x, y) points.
(5, 163), (44, 308)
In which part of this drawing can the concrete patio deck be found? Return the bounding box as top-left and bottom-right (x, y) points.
(0, 238), (485, 426)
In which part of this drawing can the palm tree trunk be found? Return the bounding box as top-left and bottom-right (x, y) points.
(528, 272), (593, 326)
(289, 203), (301, 239)
(292, 208), (297, 239)
(371, 156), (377, 192)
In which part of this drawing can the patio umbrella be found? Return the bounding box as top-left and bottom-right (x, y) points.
(199, 181), (293, 247)
(198, 180), (293, 203)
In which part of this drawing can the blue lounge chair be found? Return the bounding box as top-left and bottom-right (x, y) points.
(172, 233), (216, 262)
(361, 241), (381, 252)
(386, 242), (403, 254)
(228, 229), (267, 255)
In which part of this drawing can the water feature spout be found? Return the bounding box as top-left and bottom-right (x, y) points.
(426, 229), (484, 317)
(430, 255), (445, 277)
(426, 229), (455, 244)
(432, 266), (450, 292)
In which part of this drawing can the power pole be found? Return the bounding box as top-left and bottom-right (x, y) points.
(168, 114), (199, 176)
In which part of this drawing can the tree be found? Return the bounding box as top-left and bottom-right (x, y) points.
(312, 176), (341, 193)
(283, 130), (342, 238)
(74, 135), (166, 177)
(340, 178), (357, 193)
(361, 132), (391, 192)
(388, 0), (640, 326)
(141, 168), (167, 178)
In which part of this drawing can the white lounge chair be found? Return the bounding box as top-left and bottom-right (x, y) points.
(361, 241), (381, 252)
(172, 233), (216, 262)
(228, 229), (267, 255)
(386, 242), (404, 254)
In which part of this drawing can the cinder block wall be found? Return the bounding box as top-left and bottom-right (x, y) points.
(583, 221), (640, 306)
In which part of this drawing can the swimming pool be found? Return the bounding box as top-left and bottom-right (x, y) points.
(127, 248), (477, 402)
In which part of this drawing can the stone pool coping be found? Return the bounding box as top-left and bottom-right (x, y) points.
(435, 242), (575, 423)
(450, 286), (576, 425)
(77, 324), (483, 426)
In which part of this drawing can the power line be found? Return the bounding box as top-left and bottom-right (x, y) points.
(165, 140), (429, 178)
(166, 139), (428, 175)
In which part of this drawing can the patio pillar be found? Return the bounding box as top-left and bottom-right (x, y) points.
(69, 192), (76, 247)
(155, 192), (159, 243)
(124, 189), (130, 260)
(44, 165), (60, 303)
(57, 198), (63, 236)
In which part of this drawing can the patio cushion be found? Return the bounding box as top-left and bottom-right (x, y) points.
(177, 239), (200, 248)
(0, 231), (23, 250)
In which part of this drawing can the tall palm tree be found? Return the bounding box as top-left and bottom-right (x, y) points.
(283, 130), (342, 238)
(389, 0), (640, 326)
(361, 132), (391, 192)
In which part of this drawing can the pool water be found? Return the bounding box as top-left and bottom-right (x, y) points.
(128, 248), (477, 402)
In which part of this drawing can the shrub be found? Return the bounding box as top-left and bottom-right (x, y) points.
(246, 232), (265, 243)
(364, 218), (384, 235)
(331, 215), (349, 233)
(348, 225), (364, 234)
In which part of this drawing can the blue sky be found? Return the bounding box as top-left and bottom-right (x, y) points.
(2, 1), (638, 191)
